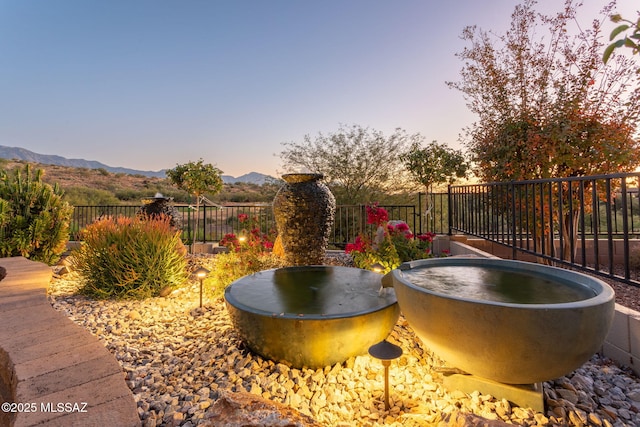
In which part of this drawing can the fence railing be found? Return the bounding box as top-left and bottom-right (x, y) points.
(70, 173), (640, 286)
(69, 204), (418, 249)
(448, 172), (640, 286)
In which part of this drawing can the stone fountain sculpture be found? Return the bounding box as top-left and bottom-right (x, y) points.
(138, 193), (183, 230)
(272, 173), (336, 265)
(224, 173), (399, 368)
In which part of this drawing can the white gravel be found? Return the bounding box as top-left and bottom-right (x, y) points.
(48, 268), (640, 427)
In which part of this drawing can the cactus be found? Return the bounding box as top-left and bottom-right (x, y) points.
(0, 164), (73, 264)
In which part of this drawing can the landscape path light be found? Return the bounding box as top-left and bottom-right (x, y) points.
(368, 339), (403, 411)
(239, 228), (249, 243)
(194, 266), (210, 308)
(371, 262), (384, 273)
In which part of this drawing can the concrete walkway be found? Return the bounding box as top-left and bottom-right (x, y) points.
(0, 257), (140, 427)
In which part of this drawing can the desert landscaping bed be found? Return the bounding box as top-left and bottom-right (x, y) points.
(46, 254), (640, 427)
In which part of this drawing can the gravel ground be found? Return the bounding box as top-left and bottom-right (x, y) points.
(45, 254), (640, 427)
(601, 278), (640, 312)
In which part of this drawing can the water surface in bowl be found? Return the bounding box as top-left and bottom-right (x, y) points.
(402, 265), (596, 304)
(228, 266), (394, 315)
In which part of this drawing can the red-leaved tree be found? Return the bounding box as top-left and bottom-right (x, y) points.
(448, 0), (640, 258)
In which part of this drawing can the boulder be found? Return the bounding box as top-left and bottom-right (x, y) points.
(202, 391), (322, 427)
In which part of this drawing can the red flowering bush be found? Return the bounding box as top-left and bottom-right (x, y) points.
(366, 202), (389, 226)
(220, 212), (275, 253)
(345, 235), (367, 254)
(346, 203), (439, 273)
(219, 233), (239, 249)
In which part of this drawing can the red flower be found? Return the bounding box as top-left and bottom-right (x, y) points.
(221, 232), (237, 243)
(394, 222), (409, 232)
(366, 203), (389, 226)
(238, 213), (249, 223)
(345, 236), (367, 254)
(220, 233), (240, 251)
(417, 232), (435, 242)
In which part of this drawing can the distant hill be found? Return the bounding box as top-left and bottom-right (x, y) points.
(0, 145), (274, 184)
(228, 171), (277, 185)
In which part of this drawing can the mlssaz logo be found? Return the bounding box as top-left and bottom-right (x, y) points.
(40, 402), (88, 413)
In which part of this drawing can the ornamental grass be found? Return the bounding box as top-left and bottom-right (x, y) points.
(72, 215), (188, 299)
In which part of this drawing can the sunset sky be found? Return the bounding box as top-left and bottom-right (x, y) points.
(1, 0), (637, 177)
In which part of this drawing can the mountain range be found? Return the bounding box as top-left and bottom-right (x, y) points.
(0, 145), (274, 185)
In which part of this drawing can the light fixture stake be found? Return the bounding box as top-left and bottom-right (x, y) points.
(194, 266), (210, 308)
(368, 340), (403, 411)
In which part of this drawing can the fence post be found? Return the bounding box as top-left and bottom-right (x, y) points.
(621, 178), (631, 280)
(510, 181), (517, 260)
(187, 206), (192, 245)
(202, 203), (207, 243)
(418, 192), (423, 234)
(447, 185), (453, 236)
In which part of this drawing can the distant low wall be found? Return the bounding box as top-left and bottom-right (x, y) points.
(447, 235), (640, 266)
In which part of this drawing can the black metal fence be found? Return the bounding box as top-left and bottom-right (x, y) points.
(419, 192), (449, 235)
(448, 172), (640, 286)
(69, 203), (418, 249)
(70, 173), (640, 285)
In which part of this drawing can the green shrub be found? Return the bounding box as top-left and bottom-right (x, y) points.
(0, 164), (73, 264)
(72, 215), (188, 299)
(207, 250), (284, 300)
(113, 188), (143, 201)
(64, 186), (120, 205)
(206, 213), (283, 299)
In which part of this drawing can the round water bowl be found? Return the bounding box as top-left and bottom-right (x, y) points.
(225, 266), (400, 369)
(389, 257), (615, 384)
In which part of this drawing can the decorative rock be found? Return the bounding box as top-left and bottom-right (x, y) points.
(48, 256), (640, 427)
(202, 391), (323, 427)
(557, 388), (579, 405)
(438, 411), (513, 426)
(568, 409), (588, 425)
(127, 310), (142, 320)
(588, 412), (603, 426)
(534, 413), (549, 425)
(159, 285), (173, 297)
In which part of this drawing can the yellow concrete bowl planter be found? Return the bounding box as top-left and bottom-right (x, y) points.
(387, 257), (616, 385)
(224, 265), (400, 369)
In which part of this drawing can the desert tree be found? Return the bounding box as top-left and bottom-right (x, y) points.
(400, 140), (468, 225)
(401, 140), (468, 193)
(447, 0), (640, 258)
(279, 124), (420, 205)
(166, 159), (223, 250)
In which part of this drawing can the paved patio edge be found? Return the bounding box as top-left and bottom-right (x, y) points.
(0, 256), (140, 427)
